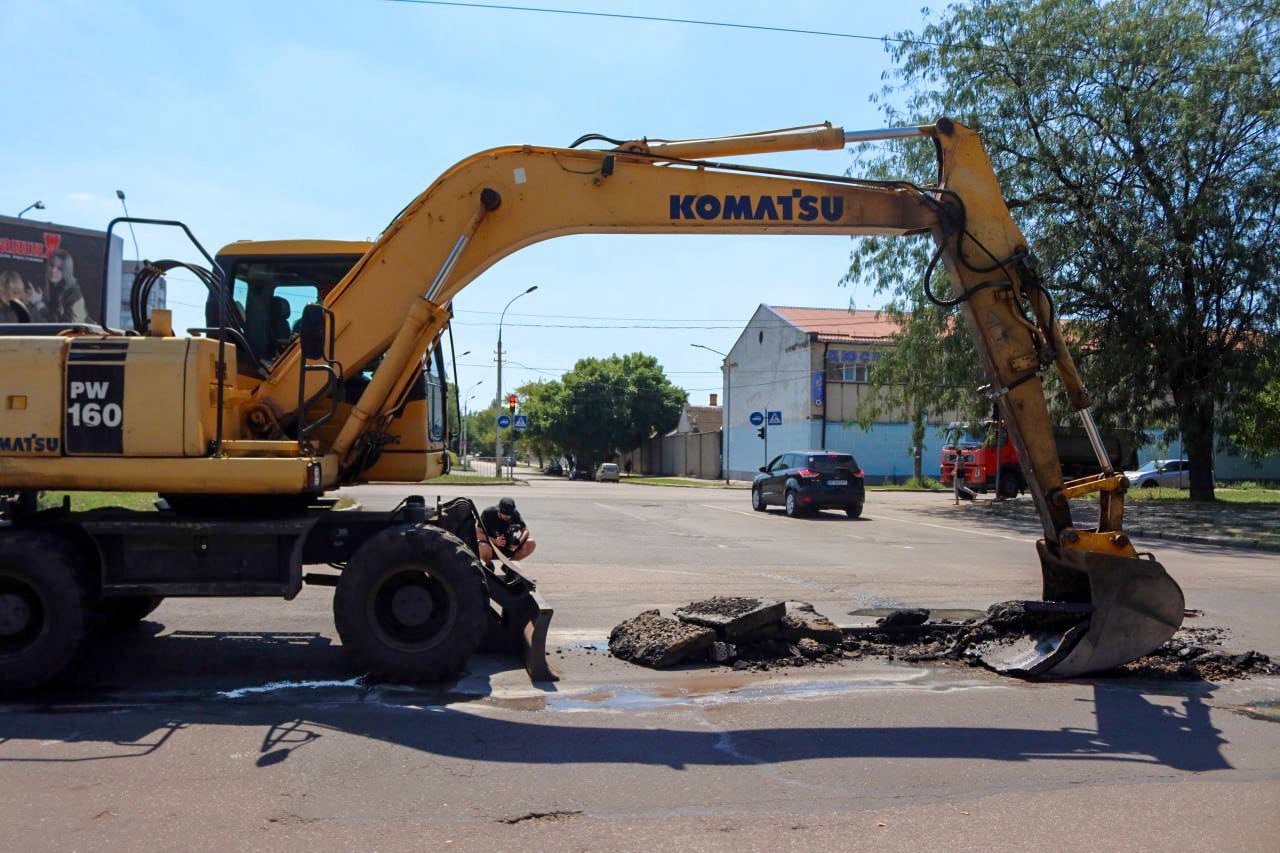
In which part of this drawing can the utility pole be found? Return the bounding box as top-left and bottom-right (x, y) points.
(692, 343), (733, 484)
(495, 285), (537, 478)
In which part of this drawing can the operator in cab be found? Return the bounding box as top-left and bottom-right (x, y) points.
(477, 496), (537, 562)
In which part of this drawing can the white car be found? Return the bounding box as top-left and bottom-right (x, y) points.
(595, 463), (620, 482)
(1124, 459), (1190, 489)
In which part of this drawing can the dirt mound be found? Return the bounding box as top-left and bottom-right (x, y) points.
(610, 599), (844, 670)
(1119, 627), (1280, 681)
(609, 601), (1279, 682)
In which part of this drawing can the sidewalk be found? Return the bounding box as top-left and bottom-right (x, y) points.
(950, 494), (1280, 552)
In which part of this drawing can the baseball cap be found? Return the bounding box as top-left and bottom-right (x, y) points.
(498, 497), (517, 514)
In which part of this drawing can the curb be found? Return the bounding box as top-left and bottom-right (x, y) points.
(1127, 528), (1280, 554)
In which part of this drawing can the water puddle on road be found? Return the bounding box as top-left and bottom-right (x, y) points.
(1218, 699), (1280, 724)
(431, 667), (1003, 715)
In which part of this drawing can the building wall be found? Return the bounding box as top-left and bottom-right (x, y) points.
(724, 306), (811, 478)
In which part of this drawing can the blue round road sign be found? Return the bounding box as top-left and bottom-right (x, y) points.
(497, 414), (512, 429)
(749, 411), (764, 426)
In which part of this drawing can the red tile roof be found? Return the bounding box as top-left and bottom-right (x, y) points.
(770, 306), (902, 343)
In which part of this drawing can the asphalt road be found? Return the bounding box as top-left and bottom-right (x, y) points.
(2, 475), (1277, 850)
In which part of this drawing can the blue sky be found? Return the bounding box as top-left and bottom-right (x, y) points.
(2, 1), (933, 408)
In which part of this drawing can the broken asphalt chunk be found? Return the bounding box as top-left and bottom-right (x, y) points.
(674, 596), (786, 641)
(608, 609), (715, 668)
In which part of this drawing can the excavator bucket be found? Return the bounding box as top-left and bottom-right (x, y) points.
(976, 544), (1185, 678)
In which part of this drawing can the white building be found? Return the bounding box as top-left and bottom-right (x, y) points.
(724, 305), (927, 480)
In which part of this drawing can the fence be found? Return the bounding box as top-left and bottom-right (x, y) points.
(621, 430), (722, 480)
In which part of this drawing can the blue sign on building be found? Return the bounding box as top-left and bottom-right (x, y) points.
(811, 370), (825, 406)
(749, 411), (764, 426)
(497, 414), (511, 429)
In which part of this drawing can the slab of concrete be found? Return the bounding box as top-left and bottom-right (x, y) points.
(781, 601), (843, 645)
(674, 597), (786, 641)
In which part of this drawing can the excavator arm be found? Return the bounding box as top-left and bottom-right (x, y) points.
(242, 118), (1181, 677)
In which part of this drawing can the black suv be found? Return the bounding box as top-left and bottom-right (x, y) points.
(752, 451), (865, 518)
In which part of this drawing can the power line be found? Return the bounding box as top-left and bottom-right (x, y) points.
(380, 0), (1272, 81)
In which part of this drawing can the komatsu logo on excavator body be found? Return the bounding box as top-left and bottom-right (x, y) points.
(669, 192), (845, 222)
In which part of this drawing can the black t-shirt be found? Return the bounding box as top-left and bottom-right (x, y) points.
(480, 506), (524, 542)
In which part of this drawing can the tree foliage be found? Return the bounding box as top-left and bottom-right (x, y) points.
(522, 353), (686, 464)
(849, 0), (1280, 500)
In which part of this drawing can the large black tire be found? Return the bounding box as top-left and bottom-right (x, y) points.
(751, 486), (768, 512)
(996, 469), (1022, 500)
(0, 530), (91, 691)
(784, 488), (803, 518)
(845, 502), (863, 519)
(97, 596), (164, 634)
(334, 525), (488, 682)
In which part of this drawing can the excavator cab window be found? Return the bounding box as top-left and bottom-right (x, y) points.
(427, 346), (447, 443)
(221, 255), (358, 363)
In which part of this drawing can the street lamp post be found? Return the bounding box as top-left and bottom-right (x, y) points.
(692, 344), (733, 484)
(461, 379), (483, 469)
(16, 201), (44, 218)
(496, 285), (537, 479)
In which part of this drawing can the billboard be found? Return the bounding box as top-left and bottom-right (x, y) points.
(0, 214), (122, 327)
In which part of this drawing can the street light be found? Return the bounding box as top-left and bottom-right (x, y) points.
(460, 378), (484, 468)
(496, 285), (538, 478)
(692, 343), (733, 484)
(16, 201), (44, 218)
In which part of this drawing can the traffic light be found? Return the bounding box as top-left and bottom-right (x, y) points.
(756, 426), (766, 440)
(508, 394), (517, 414)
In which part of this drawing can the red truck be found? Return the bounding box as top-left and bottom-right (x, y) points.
(940, 421), (1138, 499)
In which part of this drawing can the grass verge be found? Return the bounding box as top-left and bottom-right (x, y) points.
(620, 476), (736, 488)
(39, 491), (159, 512)
(427, 474), (523, 485)
(1127, 486), (1280, 504)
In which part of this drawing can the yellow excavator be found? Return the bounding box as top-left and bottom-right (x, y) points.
(0, 119), (1184, 690)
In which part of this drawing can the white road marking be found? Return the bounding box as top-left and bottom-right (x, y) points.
(864, 512), (1036, 542)
(593, 502), (650, 522)
(700, 503), (760, 518)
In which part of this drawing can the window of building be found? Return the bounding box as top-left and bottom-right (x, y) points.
(825, 348), (882, 383)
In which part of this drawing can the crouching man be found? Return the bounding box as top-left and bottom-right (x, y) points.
(477, 496), (537, 562)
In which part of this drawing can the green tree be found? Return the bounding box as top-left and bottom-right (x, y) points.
(1227, 349), (1280, 461)
(524, 354), (686, 464)
(850, 0), (1280, 501)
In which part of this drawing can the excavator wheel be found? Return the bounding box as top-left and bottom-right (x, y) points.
(996, 468), (1023, 500)
(334, 524), (488, 682)
(0, 530), (91, 692)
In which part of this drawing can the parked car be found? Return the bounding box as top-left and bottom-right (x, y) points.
(543, 461), (563, 476)
(1124, 459), (1191, 489)
(569, 465), (594, 481)
(752, 450), (865, 518)
(595, 463), (620, 483)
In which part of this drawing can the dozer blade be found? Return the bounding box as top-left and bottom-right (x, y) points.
(479, 554), (559, 683)
(979, 546), (1185, 678)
